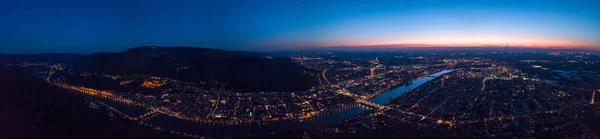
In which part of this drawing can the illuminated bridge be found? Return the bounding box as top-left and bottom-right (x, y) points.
(336, 90), (387, 110)
(54, 83), (134, 105)
(356, 99), (386, 109)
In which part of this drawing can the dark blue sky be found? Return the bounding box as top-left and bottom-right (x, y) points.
(1, 0), (225, 53)
(2, 0), (599, 53)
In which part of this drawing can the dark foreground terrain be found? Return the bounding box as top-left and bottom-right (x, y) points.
(0, 67), (180, 139)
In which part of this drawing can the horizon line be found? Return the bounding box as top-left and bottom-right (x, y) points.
(277, 43), (600, 51)
(2, 45), (600, 55)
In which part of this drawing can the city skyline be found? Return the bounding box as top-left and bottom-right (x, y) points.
(1, 1), (600, 138)
(3, 46), (599, 138)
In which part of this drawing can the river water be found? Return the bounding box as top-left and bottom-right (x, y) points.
(104, 69), (454, 137)
(369, 69), (454, 105)
(145, 106), (371, 137)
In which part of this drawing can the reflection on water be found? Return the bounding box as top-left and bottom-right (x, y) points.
(123, 69), (454, 137)
(99, 99), (149, 117)
(370, 69), (454, 105)
(552, 70), (599, 80)
(144, 106), (371, 137)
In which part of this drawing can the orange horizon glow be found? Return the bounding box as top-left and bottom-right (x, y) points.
(271, 36), (600, 50)
(337, 35), (594, 46)
(326, 43), (600, 50)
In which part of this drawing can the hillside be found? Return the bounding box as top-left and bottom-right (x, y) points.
(75, 46), (318, 92)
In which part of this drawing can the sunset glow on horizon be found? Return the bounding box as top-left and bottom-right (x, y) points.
(1, 0), (599, 53)
(241, 1), (600, 50)
(304, 36), (599, 50)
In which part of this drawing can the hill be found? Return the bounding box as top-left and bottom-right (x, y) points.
(76, 46), (317, 92)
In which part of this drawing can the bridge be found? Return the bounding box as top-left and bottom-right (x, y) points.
(356, 99), (386, 109)
(336, 90), (387, 110)
(55, 83), (135, 105)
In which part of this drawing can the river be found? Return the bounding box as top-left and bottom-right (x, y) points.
(369, 69), (454, 105)
(103, 69), (455, 137)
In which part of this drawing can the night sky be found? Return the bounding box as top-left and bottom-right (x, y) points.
(1, 0), (600, 53)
